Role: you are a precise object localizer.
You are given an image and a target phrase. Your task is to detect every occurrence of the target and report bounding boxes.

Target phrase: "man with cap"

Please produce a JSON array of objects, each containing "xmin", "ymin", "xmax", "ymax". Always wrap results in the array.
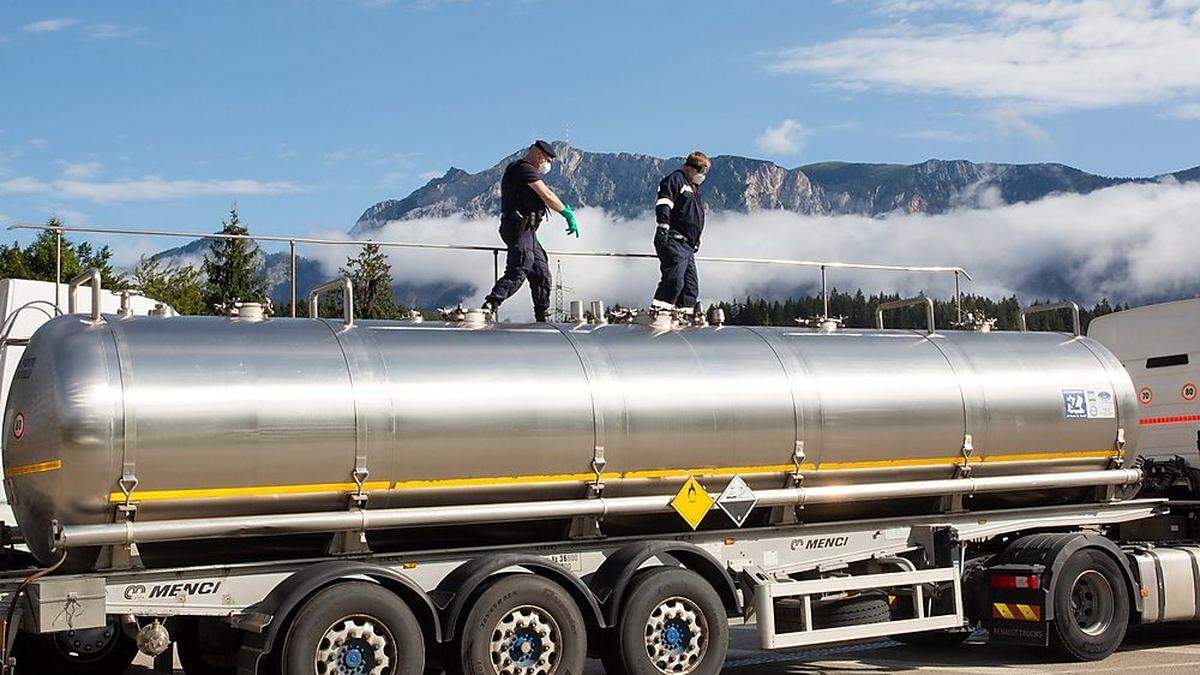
[
  {"xmin": 481, "ymin": 140, "xmax": 580, "ymax": 322},
  {"xmin": 652, "ymin": 151, "xmax": 710, "ymax": 313}
]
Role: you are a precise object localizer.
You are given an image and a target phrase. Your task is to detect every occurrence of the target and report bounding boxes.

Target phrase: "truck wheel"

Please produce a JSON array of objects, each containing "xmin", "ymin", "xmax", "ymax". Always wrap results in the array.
[
  {"xmin": 608, "ymin": 567, "xmax": 729, "ymax": 675},
  {"xmin": 280, "ymin": 581, "xmax": 426, "ymax": 675},
  {"xmin": 12, "ymin": 618, "xmax": 137, "ymax": 675},
  {"xmin": 456, "ymin": 574, "xmax": 587, "ymax": 675},
  {"xmin": 1050, "ymin": 549, "xmax": 1129, "ymax": 661},
  {"xmin": 177, "ymin": 617, "xmax": 241, "ymax": 675}
]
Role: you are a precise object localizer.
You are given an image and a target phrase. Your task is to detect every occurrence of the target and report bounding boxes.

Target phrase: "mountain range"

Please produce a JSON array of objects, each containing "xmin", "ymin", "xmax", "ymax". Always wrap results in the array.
[
  {"xmin": 352, "ymin": 141, "xmax": 1197, "ymax": 233},
  {"xmin": 151, "ymin": 142, "xmax": 1198, "ymax": 308}
]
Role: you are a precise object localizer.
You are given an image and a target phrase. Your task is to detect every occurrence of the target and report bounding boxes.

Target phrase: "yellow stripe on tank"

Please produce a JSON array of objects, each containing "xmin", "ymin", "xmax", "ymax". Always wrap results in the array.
[
  {"xmin": 6, "ymin": 459, "xmax": 63, "ymax": 477},
  {"xmin": 103, "ymin": 449, "xmax": 1119, "ymax": 503},
  {"xmin": 107, "ymin": 481, "xmax": 391, "ymax": 503}
]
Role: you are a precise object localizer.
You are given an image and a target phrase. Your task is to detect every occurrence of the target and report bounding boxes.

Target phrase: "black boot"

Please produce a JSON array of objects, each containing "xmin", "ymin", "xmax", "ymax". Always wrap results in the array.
[{"xmin": 534, "ymin": 309, "xmax": 548, "ymax": 323}]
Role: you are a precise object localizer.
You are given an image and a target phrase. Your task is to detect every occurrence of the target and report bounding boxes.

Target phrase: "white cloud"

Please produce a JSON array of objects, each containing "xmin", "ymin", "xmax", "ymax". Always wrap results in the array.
[
  {"xmin": 756, "ymin": 119, "xmax": 809, "ymax": 156},
  {"xmin": 60, "ymin": 161, "xmax": 102, "ymax": 179},
  {"xmin": 338, "ymin": 179, "xmax": 1200, "ymax": 319},
  {"xmin": 21, "ymin": 18, "xmax": 78, "ymax": 33},
  {"xmin": 0, "ymin": 171, "xmax": 302, "ymax": 202},
  {"xmin": 0, "ymin": 177, "xmax": 50, "ymax": 194},
  {"xmin": 51, "ymin": 177, "xmax": 304, "ymax": 203},
  {"xmin": 902, "ymin": 129, "xmax": 978, "ymax": 142},
  {"xmin": 772, "ymin": 1, "xmax": 1200, "ymax": 113},
  {"xmin": 84, "ymin": 23, "xmax": 139, "ymax": 40},
  {"xmin": 1169, "ymin": 102, "xmax": 1200, "ymax": 119}
]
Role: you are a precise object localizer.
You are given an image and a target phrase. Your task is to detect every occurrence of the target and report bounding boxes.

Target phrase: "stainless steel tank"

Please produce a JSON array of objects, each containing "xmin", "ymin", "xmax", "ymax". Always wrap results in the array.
[{"xmin": 2, "ymin": 313, "xmax": 1138, "ymax": 568}]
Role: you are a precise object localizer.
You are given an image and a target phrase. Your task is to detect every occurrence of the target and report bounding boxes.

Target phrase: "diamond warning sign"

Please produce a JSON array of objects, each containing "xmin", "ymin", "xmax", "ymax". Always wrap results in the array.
[
  {"xmin": 671, "ymin": 476, "xmax": 713, "ymax": 530},
  {"xmin": 717, "ymin": 475, "xmax": 758, "ymax": 527}
]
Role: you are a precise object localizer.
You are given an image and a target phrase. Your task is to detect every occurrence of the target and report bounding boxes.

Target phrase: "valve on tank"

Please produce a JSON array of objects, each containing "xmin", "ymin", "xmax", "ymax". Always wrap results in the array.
[
  {"xmin": 954, "ymin": 311, "xmax": 998, "ymax": 333},
  {"xmin": 796, "ymin": 315, "xmax": 844, "ymax": 333}
]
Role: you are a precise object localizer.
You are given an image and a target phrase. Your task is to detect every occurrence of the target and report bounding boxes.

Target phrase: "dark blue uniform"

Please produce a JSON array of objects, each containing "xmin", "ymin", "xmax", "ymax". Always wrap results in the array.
[
  {"xmin": 653, "ymin": 169, "xmax": 705, "ymax": 308},
  {"xmin": 484, "ymin": 159, "xmax": 552, "ymax": 321}
]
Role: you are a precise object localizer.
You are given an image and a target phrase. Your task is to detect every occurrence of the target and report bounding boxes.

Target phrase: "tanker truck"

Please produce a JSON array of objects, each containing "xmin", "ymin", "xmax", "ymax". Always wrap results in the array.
[{"xmin": 0, "ymin": 270, "xmax": 1197, "ymax": 675}]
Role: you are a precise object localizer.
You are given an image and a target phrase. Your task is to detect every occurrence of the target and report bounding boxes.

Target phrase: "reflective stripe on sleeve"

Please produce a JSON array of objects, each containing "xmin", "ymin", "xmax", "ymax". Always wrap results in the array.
[{"xmin": 656, "ymin": 198, "xmax": 674, "ymax": 208}]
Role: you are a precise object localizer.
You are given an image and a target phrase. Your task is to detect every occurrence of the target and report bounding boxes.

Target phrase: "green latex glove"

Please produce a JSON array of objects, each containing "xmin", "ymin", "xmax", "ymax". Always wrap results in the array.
[{"xmin": 560, "ymin": 204, "xmax": 580, "ymax": 237}]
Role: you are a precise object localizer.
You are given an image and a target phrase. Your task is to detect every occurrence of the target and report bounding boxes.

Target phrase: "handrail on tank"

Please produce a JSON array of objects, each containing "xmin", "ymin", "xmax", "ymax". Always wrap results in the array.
[
  {"xmin": 1019, "ymin": 301, "xmax": 1081, "ymax": 337},
  {"xmin": 9, "ymin": 223, "xmax": 974, "ymax": 322},
  {"xmin": 309, "ymin": 277, "xmax": 354, "ymax": 327},
  {"xmin": 876, "ymin": 296, "xmax": 936, "ymax": 335},
  {"xmin": 66, "ymin": 268, "xmax": 102, "ymax": 322}
]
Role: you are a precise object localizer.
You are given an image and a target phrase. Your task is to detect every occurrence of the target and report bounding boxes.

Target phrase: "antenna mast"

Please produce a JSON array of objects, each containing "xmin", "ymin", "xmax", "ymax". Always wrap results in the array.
[{"xmin": 553, "ymin": 259, "xmax": 573, "ymax": 322}]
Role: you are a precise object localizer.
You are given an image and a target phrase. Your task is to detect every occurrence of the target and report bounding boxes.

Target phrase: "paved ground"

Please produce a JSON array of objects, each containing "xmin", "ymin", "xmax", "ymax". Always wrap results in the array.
[{"xmin": 128, "ymin": 623, "xmax": 1200, "ymax": 674}]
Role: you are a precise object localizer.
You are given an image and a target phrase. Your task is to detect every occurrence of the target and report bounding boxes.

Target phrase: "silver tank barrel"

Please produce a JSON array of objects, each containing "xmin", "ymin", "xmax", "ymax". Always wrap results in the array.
[{"xmin": 3, "ymin": 311, "xmax": 1140, "ymax": 569}]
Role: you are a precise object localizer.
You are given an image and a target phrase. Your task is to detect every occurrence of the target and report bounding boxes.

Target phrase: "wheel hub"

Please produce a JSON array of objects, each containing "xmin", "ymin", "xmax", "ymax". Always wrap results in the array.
[
  {"xmin": 1070, "ymin": 570, "xmax": 1115, "ymax": 637},
  {"xmin": 54, "ymin": 622, "xmax": 118, "ymax": 661},
  {"xmin": 314, "ymin": 615, "xmax": 393, "ymax": 675},
  {"xmin": 489, "ymin": 604, "xmax": 561, "ymax": 675},
  {"xmin": 644, "ymin": 596, "xmax": 708, "ymax": 674}
]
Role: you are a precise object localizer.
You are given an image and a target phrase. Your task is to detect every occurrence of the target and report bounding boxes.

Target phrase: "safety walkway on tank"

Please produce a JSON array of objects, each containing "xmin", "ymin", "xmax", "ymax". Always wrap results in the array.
[{"xmin": 8, "ymin": 222, "xmax": 972, "ymax": 322}]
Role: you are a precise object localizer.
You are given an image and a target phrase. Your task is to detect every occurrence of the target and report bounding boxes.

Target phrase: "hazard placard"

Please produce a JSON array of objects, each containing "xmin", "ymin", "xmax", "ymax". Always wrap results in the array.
[
  {"xmin": 670, "ymin": 476, "xmax": 713, "ymax": 530},
  {"xmin": 717, "ymin": 475, "xmax": 758, "ymax": 527}
]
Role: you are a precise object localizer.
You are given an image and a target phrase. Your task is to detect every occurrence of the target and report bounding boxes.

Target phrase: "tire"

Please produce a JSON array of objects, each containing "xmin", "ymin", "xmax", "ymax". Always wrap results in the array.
[
  {"xmin": 1049, "ymin": 549, "xmax": 1129, "ymax": 661},
  {"xmin": 456, "ymin": 574, "xmax": 587, "ymax": 675},
  {"xmin": 280, "ymin": 580, "xmax": 426, "ymax": 675},
  {"xmin": 774, "ymin": 590, "xmax": 891, "ymax": 634},
  {"xmin": 12, "ymin": 618, "xmax": 138, "ymax": 675},
  {"xmin": 177, "ymin": 617, "xmax": 242, "ymax": 675},
  {"xmin": 607, "ymin": 567, "xmax": 729, "ymax": 675},
  {"xmin": 813, "ymin": 591, "xmax": 891, "ymax": 629}
]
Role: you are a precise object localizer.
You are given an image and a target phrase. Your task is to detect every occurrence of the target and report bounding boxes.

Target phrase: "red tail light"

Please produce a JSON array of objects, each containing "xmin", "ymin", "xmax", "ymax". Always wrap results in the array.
[{"xmin": 990, "ymin": 573, "xmax": 1041, "ymax": 590}]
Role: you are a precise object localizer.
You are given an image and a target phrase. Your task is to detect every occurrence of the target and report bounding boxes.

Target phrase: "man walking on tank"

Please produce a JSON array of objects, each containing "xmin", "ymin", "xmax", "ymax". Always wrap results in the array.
[
  {"xmin": 652, "ymin": 151, "xmax": 710, "ymax": 313},
  {"xmin": 481, "ymin": 140, "xmax": 580, "ymax": 322}
]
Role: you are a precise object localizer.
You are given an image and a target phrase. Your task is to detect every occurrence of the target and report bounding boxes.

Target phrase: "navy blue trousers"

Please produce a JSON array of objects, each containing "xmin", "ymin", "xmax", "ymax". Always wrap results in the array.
[
  {"xmin": 486, "ymin": 214, "xmax": 552, "ymax": 320},
  {"xmin": 653, "ymin": 236, "xmax": 699, "ymax": 308}
]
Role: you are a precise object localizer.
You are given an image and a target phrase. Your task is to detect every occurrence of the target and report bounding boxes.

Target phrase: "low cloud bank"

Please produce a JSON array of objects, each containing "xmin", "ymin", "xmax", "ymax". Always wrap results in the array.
[{"xmin": 305, "ymin": 179, "xmax": 1200, "ymax": 319}]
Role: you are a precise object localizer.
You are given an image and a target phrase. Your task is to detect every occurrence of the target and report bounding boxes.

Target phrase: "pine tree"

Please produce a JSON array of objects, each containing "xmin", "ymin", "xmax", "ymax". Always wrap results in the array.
[
  {"xmin": 0, "ymin": 219, "xmax": 126, "ymax": 288},
  {"xmin": 202, "ymin": 207, "xmax": 269, "ymax": 313},
  {"xmin": 338, "ymin": 243, "xmax": 400, "ymax": 320},
  {"xmin": 132, "ymin": 256, "xmax": 206, "ymax": 315}
]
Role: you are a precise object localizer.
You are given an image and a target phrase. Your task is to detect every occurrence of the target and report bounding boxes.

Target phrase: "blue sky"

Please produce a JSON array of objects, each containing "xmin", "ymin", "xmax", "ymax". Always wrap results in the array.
[{"xmin": 1, "ymin": 0, "xmax": 1198, "ymax": 260}]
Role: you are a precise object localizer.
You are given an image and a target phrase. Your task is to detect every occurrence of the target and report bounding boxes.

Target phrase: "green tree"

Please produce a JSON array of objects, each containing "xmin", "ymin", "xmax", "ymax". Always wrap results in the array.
[
  {"xmin": 0, "ymin": 218, "xmax": 126, "ymax": 288},
  {"xmin": 202, "ymin": 206, "xmax": 269, "ymax": 313},
  {"xmin": 132, "ymin": 256, "xmax": 206, "ymax": 315},
  {"xmin": 337, "ymin": 242, "xmax": 401, "ymax": 319}
]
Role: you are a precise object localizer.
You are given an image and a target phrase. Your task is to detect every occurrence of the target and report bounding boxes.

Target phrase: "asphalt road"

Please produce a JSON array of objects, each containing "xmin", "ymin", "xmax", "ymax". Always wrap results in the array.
[{"xmin": 128, "ymin": 623, "xmax": 1200, "ymax": 674}]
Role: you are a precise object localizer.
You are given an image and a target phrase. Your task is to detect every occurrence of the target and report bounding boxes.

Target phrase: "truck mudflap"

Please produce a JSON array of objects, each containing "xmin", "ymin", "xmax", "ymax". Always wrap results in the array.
[{"xmin": 981, "ymin": 562, "xmax": 1050, "ymax": 646}]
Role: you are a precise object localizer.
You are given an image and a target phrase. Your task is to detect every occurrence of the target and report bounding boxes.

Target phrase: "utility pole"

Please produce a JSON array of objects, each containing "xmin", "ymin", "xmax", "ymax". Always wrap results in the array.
[{"xmin": 553, "ymin": 259, "xmax": 572, "ymax": 323}]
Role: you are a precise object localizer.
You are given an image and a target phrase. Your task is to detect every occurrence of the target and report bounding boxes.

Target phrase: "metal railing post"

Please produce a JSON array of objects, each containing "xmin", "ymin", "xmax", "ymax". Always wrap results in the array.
[
  {"xmin": 289, "ymin": 240, "xmax": 297, "ymax": 318},
  {"xmin": 820, "ymin": 264, "xmax": 829, "ymax": 318},
  {"xmin": 54, "ymin": 228, "xmax": 62, "ymax": 313},
  {"xmin": 954, "ymin": 271, "xmax": 962, "ymax": 324},
  {"xmin": 493, "ymin": 248, "xmax": 501, "ymax": 321}
]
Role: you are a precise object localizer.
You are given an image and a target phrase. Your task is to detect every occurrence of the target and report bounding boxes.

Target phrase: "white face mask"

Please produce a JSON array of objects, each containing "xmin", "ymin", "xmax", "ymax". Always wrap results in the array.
[
  {"xmin": 692, "ymin": 172, "xmax": 707, "ymax": 185},
  {"xmin": 539, "ymin": 161, "xmax": 552, "ymax": 175}
]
